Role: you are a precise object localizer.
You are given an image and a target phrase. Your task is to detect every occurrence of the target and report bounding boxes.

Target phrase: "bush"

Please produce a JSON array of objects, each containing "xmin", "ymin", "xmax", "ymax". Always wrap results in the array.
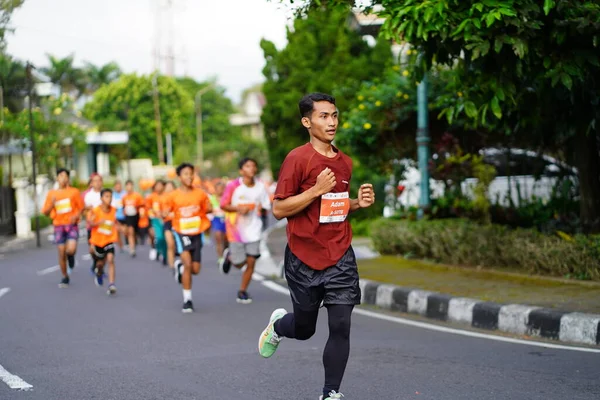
[
  {"xmin": 350, "ymin": 218, "xmax": 374, "ymax": 237},
  {"xmin": 371, "ymin": 218, "xmax": 600, "ymax": 280},
  {"xmin": 31, "ymin": 214, "xmax": 53, "ymax": 230}
]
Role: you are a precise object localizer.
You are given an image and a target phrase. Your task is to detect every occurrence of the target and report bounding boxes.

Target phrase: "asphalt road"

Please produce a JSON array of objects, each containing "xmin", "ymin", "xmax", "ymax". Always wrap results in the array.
[{"xmin": 1, "ymin": 238, "xmax": 599, "ymax": 400}]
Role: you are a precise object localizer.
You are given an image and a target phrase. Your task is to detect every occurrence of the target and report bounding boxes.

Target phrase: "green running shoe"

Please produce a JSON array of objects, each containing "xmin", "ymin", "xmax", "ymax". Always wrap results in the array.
[{"xmin": 258, "ymin": 308, "xmax": 287, "ymax": 358}]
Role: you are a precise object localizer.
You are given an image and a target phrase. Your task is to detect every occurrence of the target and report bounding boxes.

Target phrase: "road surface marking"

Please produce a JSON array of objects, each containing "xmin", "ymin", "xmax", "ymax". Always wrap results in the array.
[
  {"xmin": 255, "ymin": 273, "xmax": 600, "ymax": 354},
  {"xmin": 37, "ymin": 265, "xmax": 60, "ymax": 276},
  {"xmin": 0, "ymin": 364, "xmax": 33, "ymax": 390},
  {"xmin": 0, "ymin": 288, "xmax": 11, "ymax": 299},
  {"xmin": 81, "ymin": 254, "xmax": 91, "ymax": 261}
]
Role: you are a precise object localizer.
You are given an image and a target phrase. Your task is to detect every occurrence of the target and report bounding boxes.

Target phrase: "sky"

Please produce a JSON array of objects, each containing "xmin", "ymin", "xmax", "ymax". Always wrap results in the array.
[{"xmin": 7, "ymin": 0, "xmax": 293, "ymax": 104}]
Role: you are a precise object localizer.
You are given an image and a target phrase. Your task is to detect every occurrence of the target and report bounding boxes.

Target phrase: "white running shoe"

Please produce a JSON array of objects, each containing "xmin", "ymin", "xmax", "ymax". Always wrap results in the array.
[
  {"xmin": 149, "ymin": 248, "xmax": 158, "ymax": 261},
  {"xmin": 319, "ymin": 391, "xmax": 344, "ymax": 400}
]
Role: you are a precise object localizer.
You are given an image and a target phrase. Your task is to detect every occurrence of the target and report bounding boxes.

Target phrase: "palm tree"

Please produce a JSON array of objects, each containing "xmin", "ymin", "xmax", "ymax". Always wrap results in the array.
[
  {"xmin": 0, "ymin": 52, "xmax": 26, "ymax": 112},
  {"xmin": 41, "ymin": 53, "xmax": 81, "ymax": 96},
  {"xmin": 82, "ymin": 61, "xmax": 121, "ymax": 94}
]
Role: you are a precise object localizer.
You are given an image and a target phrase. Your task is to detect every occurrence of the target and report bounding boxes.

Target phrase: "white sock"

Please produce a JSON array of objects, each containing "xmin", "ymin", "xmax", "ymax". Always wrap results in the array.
[{"xmin": 183, "ymin": 289, "xmax": 192, "ymax": 302}]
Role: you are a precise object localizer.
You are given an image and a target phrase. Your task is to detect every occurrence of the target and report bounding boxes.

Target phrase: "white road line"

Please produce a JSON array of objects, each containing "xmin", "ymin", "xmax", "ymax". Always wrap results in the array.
[
  {"xmin": 0, "ymin": 364, "xmax": 33, "ymax": 390},
  {"xmin": 81, "ymin": 254, "xmax": 91, "ymax": 261},
  {"xmin": 36, "ymin": 265, "xmax": 60, "ymax": 276},
  {"xmin": 0, "ymin": 288, "xmax": 11, "ymax": 299},
  {"xmin": 255, "ymin": 273, "xmax": 600, "ymax": 354}
]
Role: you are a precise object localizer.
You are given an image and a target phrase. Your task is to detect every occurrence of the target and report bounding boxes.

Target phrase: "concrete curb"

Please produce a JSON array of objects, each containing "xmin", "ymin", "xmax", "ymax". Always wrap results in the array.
[
  {"xmin": 261, "ymin": 220, "xmax": 600, "ymax": 347},
  {"xmin": 359, "ymin": 279, "xmax": 600, "ymax": 346}
]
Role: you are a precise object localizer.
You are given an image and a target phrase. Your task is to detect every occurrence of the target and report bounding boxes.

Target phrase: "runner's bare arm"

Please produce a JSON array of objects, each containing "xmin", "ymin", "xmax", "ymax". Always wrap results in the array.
[
  {"xmin": 349, "ymin": 183, "xmax": 375, "ymax": 212},
  {"xmin": 272, "ymin": 168, "xmax": 336, "ymax": 219}
]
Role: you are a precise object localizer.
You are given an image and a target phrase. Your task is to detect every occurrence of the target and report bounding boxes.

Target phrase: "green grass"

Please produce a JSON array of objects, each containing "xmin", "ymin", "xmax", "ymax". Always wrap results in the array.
[{"xmin": 358, "ymin": 256, "xmax": 600, "ymax": 314}]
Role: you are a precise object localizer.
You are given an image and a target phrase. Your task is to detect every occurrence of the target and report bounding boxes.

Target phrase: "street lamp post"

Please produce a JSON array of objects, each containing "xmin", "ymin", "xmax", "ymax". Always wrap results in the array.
[
  {"xmin": 195, "ymin": 84, "xmax": 213, "ymax": 171},
  {"xmin": 416, "ymin": 72, "xmax": 431, "ymax": 220},
  {"xmin": 26, "ymin": 62, "xmax": 41, "ymax": 247}
]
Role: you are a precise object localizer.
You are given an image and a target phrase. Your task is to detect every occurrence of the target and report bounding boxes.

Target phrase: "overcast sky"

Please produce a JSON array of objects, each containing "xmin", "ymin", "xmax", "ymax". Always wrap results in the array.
[{"xmin": 7, "ymin": 0, "xmax": 292, "ymax": 103}]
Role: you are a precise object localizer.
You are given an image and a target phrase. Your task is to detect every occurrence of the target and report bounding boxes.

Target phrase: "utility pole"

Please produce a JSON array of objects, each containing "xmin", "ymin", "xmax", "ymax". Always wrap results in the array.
[
  {"xmin": 416, "ymin": 71, "xmax": 431, "ymax": 220},
  {"xmin": 26, "ymin": 62, "xmax": 41, "ymax": 247},
  {"xmin": 195, "ymin": 85, "xmax": 213, "ymax": 170},
  {"xmin": 152, "ymin": 74, "xmax": 165, "ymax": 164}
]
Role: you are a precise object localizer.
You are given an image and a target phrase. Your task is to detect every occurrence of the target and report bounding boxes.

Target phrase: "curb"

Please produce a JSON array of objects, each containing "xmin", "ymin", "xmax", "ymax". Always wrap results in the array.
[
  {"xmin": 359, "ymin": 280, "xmax": 600, "ymax": 347},
  {"xmin": 262, "ymin": 220, "xmax": 600, "ymax": 347}
]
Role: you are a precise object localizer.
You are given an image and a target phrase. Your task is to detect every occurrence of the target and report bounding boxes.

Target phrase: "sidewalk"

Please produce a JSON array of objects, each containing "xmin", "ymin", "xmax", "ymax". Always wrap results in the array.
[
  {"xmin": 0, "ymin": 226, "xmax": 54, "ymax": 255},
  {"xmin": 262, "ymin": 221, "xmax": 600, "ymax": 347}
]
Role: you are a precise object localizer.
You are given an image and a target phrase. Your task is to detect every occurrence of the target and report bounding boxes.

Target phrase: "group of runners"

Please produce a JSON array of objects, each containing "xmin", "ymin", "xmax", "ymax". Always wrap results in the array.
[
  {"xmin": 42, "ymin": 93, "xmax": 375, "ymax": 400},
  {"xmin": 43, "ymin": 156, "xmax": 273, "ymax": 309}
]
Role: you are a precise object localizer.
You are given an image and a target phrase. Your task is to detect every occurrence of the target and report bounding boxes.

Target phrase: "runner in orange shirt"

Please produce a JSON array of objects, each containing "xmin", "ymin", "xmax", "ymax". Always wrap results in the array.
[
  {"xmin": 88, "ymin": 189, "xmax": 118, "ymax": 295},
  {"xmin": 137, "ymin": 206, "xmax": 150, "ymax": 245},
  {"xmin": 162, "ymin": 163, "xmax": 212, "ymax": 313},
  {"xmin": 145, "ymin": 180, "xmax": 165, "ymax": 260},
  {"xmin": 42, "ymin": 168, "xmax": 84, "ymax": 288},
  {"xmin": 162, "ymin": 181, "xmax": 177, "ymax": 269},
  {"xmin": 122, "ymin": 180, "xmax": 144, "ymax": 257}
]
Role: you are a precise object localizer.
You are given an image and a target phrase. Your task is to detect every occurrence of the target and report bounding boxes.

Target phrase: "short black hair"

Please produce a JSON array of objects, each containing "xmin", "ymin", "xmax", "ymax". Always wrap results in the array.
[
  {"xmin": 125, "ymin": 180, "xmax": 133, "ymax": 185},
  {"xmin": 56, "ymin": 168, "xmax": 70, "ymax": 177},
  {"xmin": 238, "ymin": 157, "xmax": 258, "ymax": 170},
  {"xmin": 152, "ymin": 179, "xmax": 165, "ymax": 190},
  {"xmin": 101, "ymin": 188, "xmax": 113, "ymax": 196},
  {"xmin": 176, "ymin": 163, "xmax": 194, "ymax": 176},
  {"xmin": 298, "ymin": 93, "xmax": 336, "ymax": 118}
]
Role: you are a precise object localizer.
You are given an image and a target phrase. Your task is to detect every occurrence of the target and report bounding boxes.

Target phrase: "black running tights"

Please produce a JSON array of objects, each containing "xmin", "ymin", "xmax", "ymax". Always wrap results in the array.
[{"xmin": 274, "ymin": 303, "xmax": 354, "ymax": 395}]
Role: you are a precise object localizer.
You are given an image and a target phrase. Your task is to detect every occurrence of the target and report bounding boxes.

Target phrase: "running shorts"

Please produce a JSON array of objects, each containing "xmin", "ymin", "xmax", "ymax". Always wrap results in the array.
[
  {"xmin": 92, "ymin": 243, "xmax": 115, "ymax": 260},
  {"xmin": 211, "ymin": 216, "xmax": 226, "ymax": 233},
  {"xmin": 228, "ymin": 241, "xmax": 260, "ymax": 265},
  {"xmin": 124, "ymin": 215, "xmax": 139, "ymax": 228},
  {"xmin": 163, "ymin": 220, "xmax": 172, "ymax": 231},
  {"xmin": 284, "ymin": 245, "xmax": 361, "ymax": 311},
  {"xmin": 173, "ymin": 232, "xmax": 202, "ymax": 263},
  {"xmin": 54, "ymin": 224, "xmax": 79, "ymax": 245}
]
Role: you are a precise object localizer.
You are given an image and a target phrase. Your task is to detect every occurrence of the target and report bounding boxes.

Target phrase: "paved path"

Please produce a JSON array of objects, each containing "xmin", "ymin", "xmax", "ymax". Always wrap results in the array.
[{"xmin": 0, "ymin": 239, "xmax": 599, "ymax": 399}]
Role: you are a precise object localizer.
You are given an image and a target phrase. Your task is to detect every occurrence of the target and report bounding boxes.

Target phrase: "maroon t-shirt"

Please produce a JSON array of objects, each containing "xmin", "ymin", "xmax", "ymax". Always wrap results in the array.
[{"xmin": 274, "ymin": 143, "xmax": 353, "ymax": 270}]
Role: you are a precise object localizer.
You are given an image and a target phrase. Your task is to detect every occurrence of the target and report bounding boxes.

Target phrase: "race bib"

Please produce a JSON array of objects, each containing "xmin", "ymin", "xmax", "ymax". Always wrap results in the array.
[
  {"xmin": 125, "ymin": 205, "xmax": 137, "ymax": 216},
  {"xmin": 319, "ymin": 192, "xmax": 350, "ymax": 223},
  {"xmin": 180, "ymin": 216, "xmax": 200, "ymax": 234},
  {"xmin": 112, "ymin": 199, "xmax": 123, "ymax": 209},
  {"xmin": 98, "ymin": 220, "xmax": 114, "ymax": 235},
  {"xmin": 55, "ymin": 198, "xmax": 72, "ymax": 215},
  {"xmin": 152, "ymin": 201, "xmax": 161, "ymax": 212}
]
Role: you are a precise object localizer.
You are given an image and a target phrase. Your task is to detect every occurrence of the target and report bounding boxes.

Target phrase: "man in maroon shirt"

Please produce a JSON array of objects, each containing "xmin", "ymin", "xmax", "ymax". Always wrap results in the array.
[{"xmin": 257, "ymin": 93, "xmax": 374, "ymax": 400}]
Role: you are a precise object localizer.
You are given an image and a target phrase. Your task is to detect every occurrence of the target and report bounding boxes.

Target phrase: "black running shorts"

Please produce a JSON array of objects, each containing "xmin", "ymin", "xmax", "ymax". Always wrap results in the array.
[
  {"xmin": 92, "ymin": 243, "xmax": 115, "ymax": 260},
  {"xmin": 124, "ymin": 215, "xmax": 139, "ymax": 228},
  {"xmin": 284, "ymin": 245, "xmax": 361, "ymax": 311},
  {"xmin": 173, "ymin": 232, "xmax": 202, "ymax": 263}
]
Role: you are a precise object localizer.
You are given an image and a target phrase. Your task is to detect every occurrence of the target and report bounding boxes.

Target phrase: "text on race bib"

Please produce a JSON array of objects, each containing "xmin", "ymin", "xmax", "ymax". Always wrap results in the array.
[
  {"xmin": 152, "ymin": 201, "xmax": 161, "ymax": 212},
  {"xmin": 124, "ymin": 205, "xmax": 137, "ymax": 216},
  {"xmin": 180, "ymin": 216, "xmax": 200, "ymax": 234},
  {"xmin": 98, "ymin": 220, "xmax": 114, "ymax": 235},
  {"xmin": 319, "ymin": 192, "xmax": 350, "ymax": 223},
  {"xmin": 55, "ymin": 198, "xmax": 72, "ymax": 215}
]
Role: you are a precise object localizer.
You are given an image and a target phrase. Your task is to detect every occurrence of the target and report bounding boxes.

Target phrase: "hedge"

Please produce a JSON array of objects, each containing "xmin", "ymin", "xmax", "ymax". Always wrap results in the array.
[{"xmin": 371, "ymin": 218, "xmax": 600, "ymax": 281}]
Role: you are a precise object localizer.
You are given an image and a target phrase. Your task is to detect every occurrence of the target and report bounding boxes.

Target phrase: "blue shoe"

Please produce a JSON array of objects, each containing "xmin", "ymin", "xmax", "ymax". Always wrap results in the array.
[{"xmin": 95, "ymin": 273, "xmax": 104, "ymax": 287}]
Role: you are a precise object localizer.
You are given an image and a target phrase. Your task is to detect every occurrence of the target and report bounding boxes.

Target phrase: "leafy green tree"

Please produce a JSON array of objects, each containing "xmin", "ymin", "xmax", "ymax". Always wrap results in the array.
[
  {"xmin": 41, "ymin": 54, "xmax": 84, "ymax": 96},
  {"xmin": 0, "ymin": 0, "xmax": 24, "ymax": 49},
  {"xmin": 4, "ymin": 94, "xmax": 87, "ymax": 174},
  {"xmin": 84, "ymin": 73, "xmax": 194, "ymax": 163},
  {"xmin": 283, "ymin": 0, "xmax": 600, "ymax": 230},
  {"xmin": 260, "ymin": 5, "xmax": 392, "ymax": 178}
]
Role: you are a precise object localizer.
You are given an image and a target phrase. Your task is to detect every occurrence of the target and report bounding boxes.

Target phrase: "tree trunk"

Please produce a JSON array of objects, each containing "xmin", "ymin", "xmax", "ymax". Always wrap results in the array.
[{"xmin": 574, "ymin": 128, "xmax": 600, "ymax": 232}]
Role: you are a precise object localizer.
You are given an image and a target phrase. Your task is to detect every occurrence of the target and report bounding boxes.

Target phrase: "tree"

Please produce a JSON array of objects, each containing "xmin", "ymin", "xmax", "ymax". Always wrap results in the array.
[
  {"xmin": 0, "ymin": 51, "xmax": 25, "ymax": 112},
  {"xmin": 41, "ymin": 54, "xmax": 83, "ymax": 96},
  {"xmin": 283, "ymin": 0, "xmax": 600, "ymax": 230},
  {"xmin": 260, "ymin": 5, "xmax": 393, "ymax": 179},
  {"xmin": 82, "ymin": 61, "xmax": 121, "ymax": 94},
  {"xmin": 83, "ymin": 73, "xmax": 194, "ymax": 164},
  {"xmin": 0, "ymin": 0, "xmax": 24, "ymax": 49}
]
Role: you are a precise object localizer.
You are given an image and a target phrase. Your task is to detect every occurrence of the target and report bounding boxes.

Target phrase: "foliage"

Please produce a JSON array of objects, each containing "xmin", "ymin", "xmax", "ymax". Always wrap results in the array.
[
  {"xmin": 0, "ymin": 51, "xmax": 26, "ymax": 112},
  {"xmin": 371, "ymin": 218, "xmax": 600, "ymax": 281},
  {"xmin": 84, "ymin": 73, "xmax": 194, "ymax": 164},
  {"xmin": 0, "ymin": 0, "xmax": 24, "ymax": 49},
  {"xmin": 32, "ymin": 214, "xmax": 52, "ymax": 230},
  {"xmin": 260, "ymin": 5, "xmax": 393, "ymax": 179},
  {"xmin": 82, "ymin": 61, "xmax": 121, "ymax": 94},
  {"xmin": 3, "ymin": 94, "xmax": 87, "ymax": 174}
]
